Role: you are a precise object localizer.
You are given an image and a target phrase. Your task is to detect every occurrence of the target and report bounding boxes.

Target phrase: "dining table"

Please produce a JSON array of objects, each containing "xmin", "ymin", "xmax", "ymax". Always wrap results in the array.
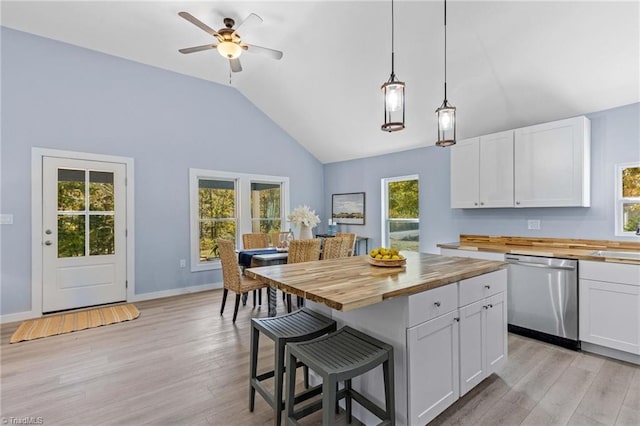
[{"xmin": 238, "ymin": 248, "xmax": 288, "ymax": 316}]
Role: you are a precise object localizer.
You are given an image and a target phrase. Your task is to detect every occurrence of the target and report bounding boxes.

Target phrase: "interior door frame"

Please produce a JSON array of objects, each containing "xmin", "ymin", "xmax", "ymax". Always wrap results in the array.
[{"xmin": 31, "ymin": 148, "xmax": 135, "ymax": 318}]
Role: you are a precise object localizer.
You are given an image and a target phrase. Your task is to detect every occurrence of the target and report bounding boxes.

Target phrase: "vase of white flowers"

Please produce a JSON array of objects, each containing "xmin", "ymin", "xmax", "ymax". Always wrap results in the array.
[{"xmin": 287, "ymin": 205, "xmax": 320, "ymax": 240}]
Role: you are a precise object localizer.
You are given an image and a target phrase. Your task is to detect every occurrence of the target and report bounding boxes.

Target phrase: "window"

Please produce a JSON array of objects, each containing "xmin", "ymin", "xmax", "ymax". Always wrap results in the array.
[
  {"xmin": 381, "ymin": 175, "xmax": 419, "ymax": 251},
  {"xmin": 615, "ymin": 163, "xmax": 640, "ymax": 236},
  {"xmin": 190, "ymin": 169, "xmax": 289, "ymax": 271}
]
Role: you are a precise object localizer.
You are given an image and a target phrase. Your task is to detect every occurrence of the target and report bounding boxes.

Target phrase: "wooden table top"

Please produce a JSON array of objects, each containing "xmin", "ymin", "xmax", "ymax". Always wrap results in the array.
[{"xmin": 245, "ymin": 252, "xmax": 506, "ymax": 312}]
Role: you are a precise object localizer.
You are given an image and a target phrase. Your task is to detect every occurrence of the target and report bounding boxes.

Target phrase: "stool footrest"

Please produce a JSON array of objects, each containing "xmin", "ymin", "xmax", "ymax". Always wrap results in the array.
[
  {"xmin": 255, "ymin": 360, "xmax": 306, "ymax": 382},
  {"xmin": 349, "ymin": 388, "xmax": 388, "ymax": 422}
]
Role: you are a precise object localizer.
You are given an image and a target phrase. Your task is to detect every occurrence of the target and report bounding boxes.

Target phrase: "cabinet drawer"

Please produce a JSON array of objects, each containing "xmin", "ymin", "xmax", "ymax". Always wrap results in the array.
[
  {"xmin": 580, "ymin": 260, "xmax": 640, "ymax": 286},
  {"xmin": 440, "ymin": 248, "xmax": 505, "ymax": 261},
  {"xmin": 459, "ymin": 269, "xmax": 507, "ymax": 307},
  {"xmin": 408, "ymin": 284, "xmax": 458, "ymax": 328}
]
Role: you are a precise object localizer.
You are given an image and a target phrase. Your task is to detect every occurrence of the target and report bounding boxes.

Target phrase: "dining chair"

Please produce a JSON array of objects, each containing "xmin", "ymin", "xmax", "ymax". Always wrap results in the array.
[
  {"xmin": 321, "ymin": 237, "xmax": 350, "ymax": 260},
  {"xmin": 285, "ymin": 239, "xmax": 322, "ymax": 312},
  {"xmin": 335, "ymin": 232, "xmax": 357, "ymax": 256},
  {"xmin": 242, "ymin": 233, "xmax": 270, "ymax": 249},
  {"xmin": 217, "ymin": 239, "xmax": 269, "ymax": 323}
]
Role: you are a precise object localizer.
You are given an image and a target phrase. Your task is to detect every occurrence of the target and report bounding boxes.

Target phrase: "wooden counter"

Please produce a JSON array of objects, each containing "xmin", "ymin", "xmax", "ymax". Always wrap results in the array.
[
  {"xmin": 438, "ymin": 234, "xmax": 640, "ymax": 264},
  {"xmin": 245, "ymin": 252, "xmax": 506, "ymax": 311}
]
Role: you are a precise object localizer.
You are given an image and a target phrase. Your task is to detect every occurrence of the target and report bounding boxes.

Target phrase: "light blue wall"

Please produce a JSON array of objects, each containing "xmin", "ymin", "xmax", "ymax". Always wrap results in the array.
[
  {"xmin": 323, "ymin": 102, "xmax": 640, "ymax": 253},
  {"xmin": 0, "ymin": 28, "xmax": 324, "ymax": 315}
]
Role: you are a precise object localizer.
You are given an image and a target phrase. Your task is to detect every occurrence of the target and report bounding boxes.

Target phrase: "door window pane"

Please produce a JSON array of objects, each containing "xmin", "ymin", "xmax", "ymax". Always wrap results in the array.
[
  {"xmin": 199, "ymin": 179, "xmax": 236, "ymax": 260},
  {"xmin": 251, "ymin": 182, "xmax": 282, "ymax": 233},
  {"xmin": 58, "ymin": 215, "xmax": 85, "ymax": 257},
  {"xmin": 89, "ymin": 171, "xmax": 114, "ymax": 211},
  {"xmin": 58, "ymin": 169, "xmax": 85, "ymax": 211},
  {"xmin": 622, "ymin": 167, "xmax": 640, "ymax": 197},
  {"xmin": 385, "ymin": 177, "xmax": 419, "ymax": 251},
  {"xmin": 90, "ymin": 215, "xmax": 115, "ymax": 255}
]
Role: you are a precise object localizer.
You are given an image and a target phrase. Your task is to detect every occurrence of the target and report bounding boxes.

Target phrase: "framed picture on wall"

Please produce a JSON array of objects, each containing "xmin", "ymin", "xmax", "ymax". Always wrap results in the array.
[{"xmin": 332, "ymin": 192, "xmax": 365, "ymax": 225}]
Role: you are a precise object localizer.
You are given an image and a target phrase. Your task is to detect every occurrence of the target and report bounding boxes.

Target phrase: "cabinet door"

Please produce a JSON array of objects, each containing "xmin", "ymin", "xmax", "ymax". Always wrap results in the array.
[
  {"xmin": 459, "ymin": 300, "xmax": 485, "ymax": 396},
  {"xmin": 514, "ymin": 116, "xmax": 590, "ymax": 207},
  {"xmin": 580, "ymin": 279, "xmax": 640, "ymax": 355},
  {"xmin": 450, "ymin": 137, "xmax": 479, "ymax": 208},
  {"xmin": 485, "ymin": 292, "xmax": 508, "ymax": 375},
  {"xmin": 479, "ymin": 131, "xmax": 514, "ymax": 207},
  {"xmin": 407, "ymin": 311, "xmax": 460, "ymax": 425}
]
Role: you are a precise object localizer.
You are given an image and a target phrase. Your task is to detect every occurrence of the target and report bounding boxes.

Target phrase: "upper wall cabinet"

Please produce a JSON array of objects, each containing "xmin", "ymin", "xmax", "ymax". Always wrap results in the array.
[
  {"xmin": 514, "ymin": 116, "xmax": 591, "ymax": 207},
  {"xmin": 451, "ymin": 131, "xmax": 514, "ymax": 208},
  {"xmin": 450, "ymin": 116, "xmax": 590, "ymax": 209}
]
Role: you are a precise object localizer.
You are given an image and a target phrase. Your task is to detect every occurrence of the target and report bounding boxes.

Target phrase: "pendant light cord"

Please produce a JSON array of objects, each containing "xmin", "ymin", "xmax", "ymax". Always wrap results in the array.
[
  {"xmin": 443, "ymin": 0, "xmax": 448, "ymax": 101},
  {"xmin": 390, "ymin": 0, "xmax": 395, "ymax": 78}
]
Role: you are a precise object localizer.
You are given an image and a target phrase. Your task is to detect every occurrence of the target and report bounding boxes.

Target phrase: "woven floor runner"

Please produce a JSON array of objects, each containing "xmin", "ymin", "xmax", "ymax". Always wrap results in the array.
[{"xmin": 10, "ymin": 304, "xmax": 140, "ymax": 343}]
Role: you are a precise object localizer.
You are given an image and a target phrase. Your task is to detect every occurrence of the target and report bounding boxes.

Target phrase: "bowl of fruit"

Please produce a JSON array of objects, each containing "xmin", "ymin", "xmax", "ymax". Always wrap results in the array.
[{"xmin": 368, "ymin": 247, "xmax": 406, "ymax": 267}]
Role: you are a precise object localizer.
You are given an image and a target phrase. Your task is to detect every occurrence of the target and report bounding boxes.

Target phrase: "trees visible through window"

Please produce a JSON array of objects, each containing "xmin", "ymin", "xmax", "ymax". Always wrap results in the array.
[
  {"xmin": 382, "ymin": 175, "xmax": 419, "ymax": 252},
  {"xmin": 617, "ymin": 163, "xmax": 640, "ymax": 235},
  {"xmin": 189, "ymin": 169, "xmax": 289, "ymax": 271}
]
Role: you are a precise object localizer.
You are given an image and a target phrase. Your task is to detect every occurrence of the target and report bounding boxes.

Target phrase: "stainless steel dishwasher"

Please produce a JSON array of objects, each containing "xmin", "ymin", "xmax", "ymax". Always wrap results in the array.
[{"xmin": 505, "ymin": 254, "xmax": 579, "ymax": 349}]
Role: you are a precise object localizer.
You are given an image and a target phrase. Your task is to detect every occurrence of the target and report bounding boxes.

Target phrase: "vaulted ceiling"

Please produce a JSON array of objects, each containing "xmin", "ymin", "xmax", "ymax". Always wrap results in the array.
[{"xmin": 2, "ymin": 1, "xmax": 639, "ymax": 163}]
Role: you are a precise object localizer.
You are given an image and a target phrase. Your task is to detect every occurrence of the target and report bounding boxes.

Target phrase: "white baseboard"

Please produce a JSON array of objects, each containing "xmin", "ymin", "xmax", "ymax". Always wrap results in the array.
[
  {"xmin": 581, "ymin": 341, "xmax": 640, "ymax": 365},
  {"xmin": 0, "ymin": 282, "xmax": 223, "ymax": 324},
  {"xmin": 0, "ymin": 310, "xmax": 40, "ymax": 325},
  {"xmin": 130, "ymin": 282, "xmax": 223, "ymax": 302}
]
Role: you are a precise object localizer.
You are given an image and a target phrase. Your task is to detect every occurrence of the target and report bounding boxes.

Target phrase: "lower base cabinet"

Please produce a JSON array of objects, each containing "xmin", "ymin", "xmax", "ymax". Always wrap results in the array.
[
  {"xmin": 579, "ymin": 261, "xmax": 640, "ymax": 355},
  {"xmin": 406, "ymin": 269, "xmax": 508, "ymax": 425}
]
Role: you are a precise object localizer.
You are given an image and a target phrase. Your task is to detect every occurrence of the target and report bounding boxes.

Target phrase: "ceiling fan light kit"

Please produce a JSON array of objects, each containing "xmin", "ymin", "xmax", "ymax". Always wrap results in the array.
[
  {"xmin": 381, "ymin": 0, "xmax": 405, "ymax": 133},
  {"xmin": 178, "ymin": 11, "xmax": 283, "ymax": 74},
  {"xmin": 435, "ymin": 0, "xmax": 457, "ymax": 147}
]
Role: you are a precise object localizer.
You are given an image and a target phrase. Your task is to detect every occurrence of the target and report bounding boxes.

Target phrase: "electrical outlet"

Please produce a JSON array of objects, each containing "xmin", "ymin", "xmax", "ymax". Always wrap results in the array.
[
  {"xmin": 179, "ymin": 259, "xmax": 186, "ymax": 268},
  {"xmin": 0, "ymin": 214, "xmax": 13, "ymax": 225},
  {"xmin": 527, "ymin": 220, "xmax": 541, "ymax": 230}
]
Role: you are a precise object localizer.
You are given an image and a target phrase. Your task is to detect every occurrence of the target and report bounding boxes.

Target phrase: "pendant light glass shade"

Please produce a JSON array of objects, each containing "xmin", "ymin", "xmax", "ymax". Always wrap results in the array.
[
  {"xmin": 435, "ymin": 0, "xmax": 456, "ymax": 147},
  {"xmin": 381, "ymin": 0, "xmax": 405, "ymax": 132}
]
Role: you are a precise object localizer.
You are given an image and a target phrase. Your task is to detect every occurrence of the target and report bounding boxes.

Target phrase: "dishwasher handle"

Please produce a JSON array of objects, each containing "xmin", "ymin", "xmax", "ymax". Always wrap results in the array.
[{"xmin": 505, "ymin": 259, "xmax": 576, "ymax": 271}]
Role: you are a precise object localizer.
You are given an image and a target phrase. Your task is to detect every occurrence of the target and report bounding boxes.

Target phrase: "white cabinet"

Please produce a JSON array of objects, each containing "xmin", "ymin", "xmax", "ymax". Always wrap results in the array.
[
  {"xmin": 407, "ymin": 311, "xmax": 459, "ymax": 425},
  {"xmin": 459, "ymin": 272, "xmax": 508, "ymax": 396},
  {"xmin": 450, "ymin": 131, "xmax": 514, "ymax": 208},
  {"xmin": 579, "ymin": 261, "xmax": 640, "ymax": 355},
  {"xmin": 450, "ymin": 116, "xmax": 590, "ymax": 208},
  {"xmin": 406, "ymin": 268, "xmax": 508, "ymax": 425},
  {"xmin": 514, "ymin": 116, "xmax": 590, "ymax": 207}
]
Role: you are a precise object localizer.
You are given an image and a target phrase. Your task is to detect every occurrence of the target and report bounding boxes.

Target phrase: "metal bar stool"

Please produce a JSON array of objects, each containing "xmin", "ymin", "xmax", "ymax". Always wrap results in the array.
[
  {"xmin": 284, "ymin": 326, "xmax": 395, "ymax": 426},
  {"xmin": 249, "ymin": 308, "xmax": 337, "ymax": 426}
]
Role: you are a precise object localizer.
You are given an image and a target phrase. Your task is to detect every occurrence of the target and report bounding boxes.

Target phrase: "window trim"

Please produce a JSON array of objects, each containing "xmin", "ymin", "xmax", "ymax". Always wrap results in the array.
[
  {"xmin": 615, "ymin": 162, "xmax": 640, "ymax": 237},
  {"xmin": 189, "ymin": 168, "xmax": 289, "ymax": 272},
  {"xmin": 381, "ymin": 174, "xmax": 420, "ymax": 249}
]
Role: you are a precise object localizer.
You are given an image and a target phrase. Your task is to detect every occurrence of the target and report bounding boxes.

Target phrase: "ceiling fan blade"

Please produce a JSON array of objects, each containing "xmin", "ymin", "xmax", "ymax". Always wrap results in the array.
[
  {"xmin": 178, "ymin": 11, "xmax": 222, "ymax": 41},
  {"xmin": 232, "ymin": 13, "xmax": 263, "ymax": 38},
  {"xmin": 243, "ymin": 43, "xmax": 283, "ymax": 60},
  {"xmin": 230, "ymin": 58, "xmax": 243, "ymax": 73},
  {"xmin": 178, "ymin": 44, "xmax": 217, "ymax": 54}
]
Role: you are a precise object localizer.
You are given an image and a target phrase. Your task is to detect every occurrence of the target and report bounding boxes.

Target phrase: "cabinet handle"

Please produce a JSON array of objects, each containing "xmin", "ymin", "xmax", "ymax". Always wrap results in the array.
[
  {"xmin": 483, "ymin": 305, "xmax": 488, "ymax": 310},
  {"xmin": 454, "ymin": 317, "xmax": 460, "ymax": 322},
  {"xmin": 484, "ymin": 285, "xmax": 491, "ymax": 289},
  {"xmin": 434, "ymin": 301, "xmax": 441, "ymax": 307},
  {"xmin": 474, "ymin": 202, "xmax": 478, "ymax": 206},
  {"xmin": 480, "ymin": 202, "xmax": 484, "ymax": 206},
  {"xmin": 516, "ymin": 201, "xmax": 521, "ymax": 205},
  {"xmin": 44, "ymin": 241, "xmax": 52, "ymax": 246},
  {"xmin": 488, "ymin": 304, "xmax": 493, "ymax": 308}
]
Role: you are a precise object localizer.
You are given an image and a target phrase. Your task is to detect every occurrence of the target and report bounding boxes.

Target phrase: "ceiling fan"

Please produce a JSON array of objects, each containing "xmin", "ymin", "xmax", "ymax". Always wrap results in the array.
[{"xmin": 178, "ymin": 11, "xmax": 283, "ymax": 73}]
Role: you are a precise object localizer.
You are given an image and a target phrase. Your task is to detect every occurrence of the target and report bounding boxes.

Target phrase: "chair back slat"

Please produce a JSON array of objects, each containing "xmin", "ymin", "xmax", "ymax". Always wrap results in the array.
[
  {"xmin": 335, "ymin": 232, "xmax": 357, "ymax": 256},
  {"xmin": 288, "ymin": 239, "xmax": 322, "ymax": 264},
  {"xmin": 217, "ymin": 239, "xmax": 242, "ymax": 292},
  {"xmin": 242, "ymin": 233, "xmax": 269, "ymax": 249},
  {"xmin": 321, "ymin": 237, "xmax": 350, "ymax": 260}
]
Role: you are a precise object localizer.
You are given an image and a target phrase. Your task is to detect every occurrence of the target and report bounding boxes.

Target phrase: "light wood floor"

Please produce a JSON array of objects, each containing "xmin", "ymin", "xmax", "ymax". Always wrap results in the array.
[{"xmin": 1, "ymin": 289, "xmax": 638, "ymax": 425}]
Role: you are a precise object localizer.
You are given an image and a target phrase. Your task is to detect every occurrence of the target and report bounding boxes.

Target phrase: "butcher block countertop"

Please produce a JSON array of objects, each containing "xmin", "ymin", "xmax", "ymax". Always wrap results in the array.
[
  {"xmin": 245, "ymin": 252, "xmax": 506, "ymax": 312},
  {"xmin": 438, "ymin": 235, "xmax": 640, "ymax": 264}
]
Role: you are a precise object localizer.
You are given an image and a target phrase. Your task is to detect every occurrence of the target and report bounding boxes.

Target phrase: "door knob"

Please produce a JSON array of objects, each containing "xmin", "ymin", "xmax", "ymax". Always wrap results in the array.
[{"xmin": 44, "ymin": 240, "xmax": 52, "ymax": 246}]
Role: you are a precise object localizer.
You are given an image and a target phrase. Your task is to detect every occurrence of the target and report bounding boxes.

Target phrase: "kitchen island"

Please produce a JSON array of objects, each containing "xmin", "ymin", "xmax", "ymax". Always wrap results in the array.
[{"xmin": 246, "ymin": 252, "xmax": 508, "ymax": 425}]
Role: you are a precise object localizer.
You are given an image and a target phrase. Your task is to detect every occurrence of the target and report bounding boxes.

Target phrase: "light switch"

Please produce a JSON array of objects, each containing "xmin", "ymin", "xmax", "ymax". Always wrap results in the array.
[{"xmin": 0, "ymin": 214, "xmax": 13, "ymax": 225}]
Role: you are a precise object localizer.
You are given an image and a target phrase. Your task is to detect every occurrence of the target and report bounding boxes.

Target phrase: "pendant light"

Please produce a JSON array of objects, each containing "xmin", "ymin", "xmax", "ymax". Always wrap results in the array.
[
  {"xmin": 381, "ymin": 0, "xmax": 405, "ymax": 132},
  {"xmin": 435, "ymin": 0, "xmax": 456, "ymax": 147}
]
